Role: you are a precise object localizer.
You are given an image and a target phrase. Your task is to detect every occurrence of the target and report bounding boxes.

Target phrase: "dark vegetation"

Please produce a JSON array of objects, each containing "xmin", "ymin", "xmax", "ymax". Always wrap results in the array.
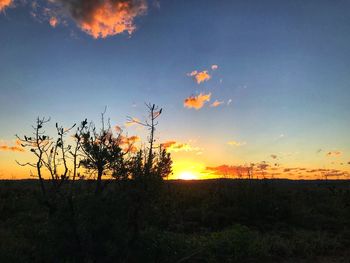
[
  {"xmin": 1, "ymin": 105, "xmax": 350, "ymax": 262},
  {"xmin": 1, "ymin": 179, "xmax": 350, "ymax": 262}
]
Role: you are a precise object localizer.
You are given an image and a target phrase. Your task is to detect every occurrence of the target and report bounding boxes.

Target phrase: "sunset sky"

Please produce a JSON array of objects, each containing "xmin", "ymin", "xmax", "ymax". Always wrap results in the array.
[{"xmin": 1, "ymin": 0, "xmax": 350, "ymax": 180}]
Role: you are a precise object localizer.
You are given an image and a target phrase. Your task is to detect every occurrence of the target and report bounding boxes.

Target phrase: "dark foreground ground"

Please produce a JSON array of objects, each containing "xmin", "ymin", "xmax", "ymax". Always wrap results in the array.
[{"xmin": 1, "ymin": 179, "xmax": 350, "ymax": 262}]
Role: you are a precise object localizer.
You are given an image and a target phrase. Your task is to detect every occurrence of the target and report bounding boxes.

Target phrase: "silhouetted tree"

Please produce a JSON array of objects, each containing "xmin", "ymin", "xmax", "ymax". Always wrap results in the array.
[
  {"xmin": 16, "ymin": 105, "xmax": 173, "ymax": 262},
  {"xmin": 124, "ymin": 104, "xmax": 172, "ymax": 261},
  {"xmin": 76, "ymin": 113, "xmax": 125, "ymax": 194},
  {"xmin": 16, "ymin": 117, "xmax": 51, "ymax": 198},
  {"xmin": 16, "ymin": 118, "xmax": 77, "ymax": 205},
  {"xmin": 258, "ymin": 161, "xmax": 269, "ymax": 179},
  {"xmin": 126, "ymin": 103, "xmax": 171, "ymax": 180},
  {"xmin": 247, "ymin": 163, "xmax": 255, "ymax": 180}
]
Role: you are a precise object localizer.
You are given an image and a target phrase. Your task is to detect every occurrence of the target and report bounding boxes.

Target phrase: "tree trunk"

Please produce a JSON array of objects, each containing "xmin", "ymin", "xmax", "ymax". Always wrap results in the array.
[{"xmin": 95, "ymin": 168, "xmax": 103, "ymax": 194}]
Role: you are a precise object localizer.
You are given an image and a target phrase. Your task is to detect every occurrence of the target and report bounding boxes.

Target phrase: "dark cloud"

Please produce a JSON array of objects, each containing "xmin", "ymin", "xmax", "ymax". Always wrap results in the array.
[
  {"xmin": 270, "ymin": 154, "xmax": 278, "ymax": 159},
  {"xmin": 326, "ymin": 151, "xmax": 342, "ymax": 157}
]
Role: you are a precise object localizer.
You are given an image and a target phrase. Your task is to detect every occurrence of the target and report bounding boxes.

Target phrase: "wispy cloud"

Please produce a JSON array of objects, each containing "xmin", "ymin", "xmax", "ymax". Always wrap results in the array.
[
  {"xmin": 210, "ymin": 100, "xmax": 224, "ymax": 107},
  {"xmin": 188, "ymin": 70, "xmax": 197, "ymax": 76},
  {"xmin": 0, "ymin": 145, "xmax": 24, "ymax": 152},
  {"xmin": 118, "ymin": 135, "xmax": 140, "ymax": 153},
  {"xmin": 270, "ymin": 154, "xmax": 278, "ymax": 159},
  {"xmin": 0, "ymin": 0, "xmax": 12, "ymax": 12},
  {"xmin": 227, "ymin": 140, "xmax": 246, "ymax": 147},
  {"xmin": 161, "ymin": 141, "xmax": 200, "ymax": 153},
  {"xmin": 0, "ymin": 139, "xmax": 24, "ymax": 152},
  {"xmin": 283, "ymin": 167, "xmax": 303, "ymax": 172},
  {"xmin": 119, "ymin": 135, "xmax": 140, "ymax": 145},
  {"xmin": 326, "ymin": 151, "xmax": 342, "ymax": 157},
  {"xmin": 184, "ymin": 92, "xmax": 211, "ymax": 110}
]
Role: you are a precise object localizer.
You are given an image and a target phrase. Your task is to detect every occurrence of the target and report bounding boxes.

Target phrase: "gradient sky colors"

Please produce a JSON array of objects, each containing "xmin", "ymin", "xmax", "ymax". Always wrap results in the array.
[{"xmin": 1, "ymin": 0, "xmax": 350, "ymax": 180}]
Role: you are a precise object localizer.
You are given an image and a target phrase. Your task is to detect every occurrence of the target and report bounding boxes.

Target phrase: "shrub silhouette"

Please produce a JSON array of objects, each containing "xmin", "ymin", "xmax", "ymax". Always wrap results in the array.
[{"xmin": 15, "ymin": 104, "xmax": 174, "ymax": 262}]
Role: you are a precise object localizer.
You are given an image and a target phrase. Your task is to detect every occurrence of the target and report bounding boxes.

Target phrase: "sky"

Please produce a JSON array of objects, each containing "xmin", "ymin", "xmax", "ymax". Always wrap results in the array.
[{"xmin": 0, "ymin": 0, "xmax": 350, "ymax": 180}]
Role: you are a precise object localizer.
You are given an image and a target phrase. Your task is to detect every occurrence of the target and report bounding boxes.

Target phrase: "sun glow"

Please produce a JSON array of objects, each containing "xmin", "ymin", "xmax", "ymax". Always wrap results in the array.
[
  {"xmin": 178, "ymin": 171, "xmax": 197, "ymax": 180},
  {"xmin": 171, "ymin": 160, "xmax": 211, "ymax": 180}
]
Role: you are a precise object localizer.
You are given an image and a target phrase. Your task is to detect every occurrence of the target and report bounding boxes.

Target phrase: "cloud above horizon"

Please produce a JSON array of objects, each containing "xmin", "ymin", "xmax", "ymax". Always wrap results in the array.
[
  {"xmin": 0, "ymin": 0, "xmax": 12, "ymax": 11},
  {"xmin": 326, "ymin": 151, "xmax": 342, "ymax": 157},
  {"xmin": 118, "ymin": 135, "xmax": 140, "ymax": 153},
  {"xmin": 161, "ymin": 141, "xmax": 200, "ymax": 153},
  {"xmin": 270, "ymin": 154, "xmax": 278, "ymax": 159},
  {"xmin": 184, "ymin": 93, "xmax": 211, "ymax": 110},
  {"xmin": 187, "ymin": 65, "xmax": 219, "ymax": 84},
  {"xmin": 227, "ymin": 140, "xmax": 246, "ymax": 147},
  {"xmin": 55, "ymin": 0, "xmax": 147, "ymax": 38},
  {"xmin": 0, "ymin": 139, "xmax": 24, "ymax": 152},
  {"xmin": 210, "ymin": 100, "xmax": 224, "ymax": 107},
  {"xmin": 1, "ymin": 0, "xmax": 147, "ymax": 38},
  {"xmin": 49, "ymin": 16, "xmax": 59, "ymax": 27},
  {"xmin": 187, "ymin": 70, "xmax": 211, "ymax": 84}
]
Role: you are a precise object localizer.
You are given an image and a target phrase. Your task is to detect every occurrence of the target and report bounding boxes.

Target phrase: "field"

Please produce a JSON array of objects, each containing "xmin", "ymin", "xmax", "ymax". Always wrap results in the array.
[{"xmin": 1, "ymin": 179, "xmax": 350, "ymax": 262}]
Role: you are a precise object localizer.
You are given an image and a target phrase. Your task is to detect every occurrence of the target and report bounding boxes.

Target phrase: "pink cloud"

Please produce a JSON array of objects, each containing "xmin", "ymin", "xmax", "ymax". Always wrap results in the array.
[
  {"xmin": 210, "ymin": 100, "xmax": 224, "ymax": 107},
  {"xmin": 49, "ymin": 16, "xmax": 58, "ymax": 27}
]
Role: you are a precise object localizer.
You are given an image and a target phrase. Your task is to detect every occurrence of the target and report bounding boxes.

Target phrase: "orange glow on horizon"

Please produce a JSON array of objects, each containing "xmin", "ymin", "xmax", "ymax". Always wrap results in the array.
[
  {"xmin": 1, "ymin": 151, "xmax": 349, "ymax": 180},
  {"xmin": 171, "ymin": 160, "xmax": 216, "ymax": 180}
]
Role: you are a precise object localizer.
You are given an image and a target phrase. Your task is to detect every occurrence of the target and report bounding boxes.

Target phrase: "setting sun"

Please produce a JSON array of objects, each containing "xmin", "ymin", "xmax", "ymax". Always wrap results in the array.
[
  {"xmin": 171, "ymin": 160, "xmax": 210, "ymax": 180},
  {"xmin": 178, "ymin": 171, "xmax": 197, "ymax": 180}
]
